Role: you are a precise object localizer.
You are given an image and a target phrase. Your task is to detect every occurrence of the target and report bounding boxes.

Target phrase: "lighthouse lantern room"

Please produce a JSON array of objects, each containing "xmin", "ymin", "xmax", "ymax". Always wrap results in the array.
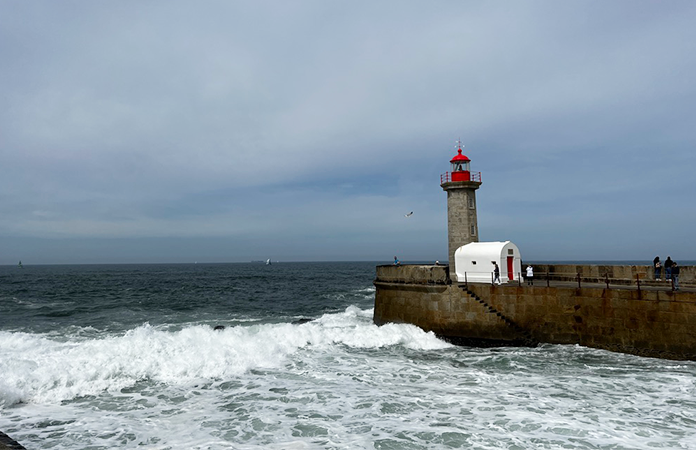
[
  {"xmin": 450, "ymin": 147, "xmax": 471, "ymax": 181},
  {"xmin": 440, "ymin": 142, "xmax": 481, "ymax": 184}
]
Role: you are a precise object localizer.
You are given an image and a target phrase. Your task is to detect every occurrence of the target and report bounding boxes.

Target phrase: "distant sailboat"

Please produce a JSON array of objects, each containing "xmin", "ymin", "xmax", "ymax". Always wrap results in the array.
[
  {"xmin": 18, "ymin": 261, "xmax": 23, "ymax": 268},
  {"xmin": 266, "ymin": 259, "xmax": 272, "ymax": 265}
]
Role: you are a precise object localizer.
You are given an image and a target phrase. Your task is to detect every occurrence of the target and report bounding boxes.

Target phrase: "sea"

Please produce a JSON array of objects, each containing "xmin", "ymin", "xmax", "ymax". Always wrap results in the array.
[{"xmin": 1, "ymin": 262, "xmax": 695, "ymax": 449}]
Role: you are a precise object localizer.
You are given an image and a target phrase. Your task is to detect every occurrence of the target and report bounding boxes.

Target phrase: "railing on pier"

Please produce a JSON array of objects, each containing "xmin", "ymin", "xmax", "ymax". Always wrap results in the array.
[{"xmin": 460, "ymin": 270, "xmax": 684, "ymax": 292}]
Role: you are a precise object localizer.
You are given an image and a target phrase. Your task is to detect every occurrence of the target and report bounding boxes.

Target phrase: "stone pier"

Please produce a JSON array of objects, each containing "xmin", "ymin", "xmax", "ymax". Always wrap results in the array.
[{"xmin": 374, "ymin": 264, "xmax": 696, "ymax": 360}]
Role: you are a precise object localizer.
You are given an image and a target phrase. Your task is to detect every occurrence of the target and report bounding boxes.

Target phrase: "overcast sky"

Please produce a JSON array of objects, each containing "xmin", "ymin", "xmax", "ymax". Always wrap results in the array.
[{"xmin": 1, "ymin": 1, "xmax": 695, "ymax": 264}]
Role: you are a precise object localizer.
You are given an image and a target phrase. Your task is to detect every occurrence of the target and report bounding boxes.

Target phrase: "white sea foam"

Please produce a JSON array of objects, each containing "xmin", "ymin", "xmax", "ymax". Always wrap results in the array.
[{"xmin": 0, "ymin": 306, "xmax": 448, "ymax": 407}]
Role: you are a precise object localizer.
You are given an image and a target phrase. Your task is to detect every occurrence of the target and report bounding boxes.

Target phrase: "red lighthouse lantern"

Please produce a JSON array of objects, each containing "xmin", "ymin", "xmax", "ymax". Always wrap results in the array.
[
  {"xmin": 441, "ymin": 141, "xmax": 481, "ymax": 184},
  {"xmin": 449, "ymin": 144, "xmax": 472, "ymax": 182}
]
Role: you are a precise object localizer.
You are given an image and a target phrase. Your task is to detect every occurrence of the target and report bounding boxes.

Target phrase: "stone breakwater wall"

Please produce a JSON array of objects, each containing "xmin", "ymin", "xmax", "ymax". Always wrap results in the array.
[
  {"xmin": 375, "ymin": 263, "xmax": 696, "ymax": 285},
  {"xmin": 374, "ymin": 264, "xmax": 696, "ymax": 360},
  {"xmin": 375, "ymin": 264, "xmax": 451, "ymax": 284}
]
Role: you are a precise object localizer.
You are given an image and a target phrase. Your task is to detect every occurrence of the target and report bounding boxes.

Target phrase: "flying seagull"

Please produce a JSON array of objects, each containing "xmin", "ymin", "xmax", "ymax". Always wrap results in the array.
[{"xmin": 405, "ymin": 211, "xmax": 413, "ymax": 217}]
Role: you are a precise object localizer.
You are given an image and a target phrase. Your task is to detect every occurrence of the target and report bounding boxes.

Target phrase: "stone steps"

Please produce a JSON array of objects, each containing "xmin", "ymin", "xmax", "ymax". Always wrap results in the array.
[{"xmin": 460, "ymin": 286, "xmax": 538, "ymax": 347}]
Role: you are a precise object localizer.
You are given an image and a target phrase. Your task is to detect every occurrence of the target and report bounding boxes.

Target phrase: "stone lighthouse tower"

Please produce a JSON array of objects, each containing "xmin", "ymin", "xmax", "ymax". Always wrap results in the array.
[{"xmin": 440, "ymin": 141, "xmax": 482, "ymax": 280}]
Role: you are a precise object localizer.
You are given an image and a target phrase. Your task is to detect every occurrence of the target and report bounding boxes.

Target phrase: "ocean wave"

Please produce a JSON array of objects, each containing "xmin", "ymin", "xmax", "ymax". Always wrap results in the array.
[{"xmin": 0, "ymin": 306, "xmax": 449, "ymax": 406}]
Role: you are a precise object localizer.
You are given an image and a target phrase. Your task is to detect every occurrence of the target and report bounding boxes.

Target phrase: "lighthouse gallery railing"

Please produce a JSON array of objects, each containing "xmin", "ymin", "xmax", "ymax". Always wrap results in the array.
[{"xmin": 440, "ymin": 172, "xmax": 482, "ymax": 184}]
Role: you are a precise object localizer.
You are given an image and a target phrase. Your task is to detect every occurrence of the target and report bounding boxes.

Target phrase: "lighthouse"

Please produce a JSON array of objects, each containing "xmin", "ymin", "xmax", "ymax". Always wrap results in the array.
[{"xmin": 441, "ymin": 141, "xmax": 482, "ymax": 280}]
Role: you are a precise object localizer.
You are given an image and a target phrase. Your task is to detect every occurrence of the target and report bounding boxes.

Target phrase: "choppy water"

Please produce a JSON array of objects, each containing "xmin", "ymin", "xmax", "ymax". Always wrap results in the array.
[{"xmin": 1, "ymin": 262, "xmax": 695, "ymax": 449}]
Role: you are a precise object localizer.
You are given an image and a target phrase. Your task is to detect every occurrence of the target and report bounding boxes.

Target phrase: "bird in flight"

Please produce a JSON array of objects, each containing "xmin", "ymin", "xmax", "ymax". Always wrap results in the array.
[{"xmin": 405, "ymin": 211, "xmax": 413, "ymax": 217}]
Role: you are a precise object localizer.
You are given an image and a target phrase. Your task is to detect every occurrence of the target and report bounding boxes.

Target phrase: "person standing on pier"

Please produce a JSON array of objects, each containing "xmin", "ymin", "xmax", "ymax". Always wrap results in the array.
[
  {"xmin": 493, "ymin": 262, "xmax": 501, "ymax": 285},
  {"xmin": 526, "ymin": 265, "xmax": 534, "ymax": 286},
  {"xmin": 664, "ymin": 256, "xmax": 674, "ymax": 280},
  {"xmin": 653, "ymin": 256, "xmax": 662, "ymax": 280}
]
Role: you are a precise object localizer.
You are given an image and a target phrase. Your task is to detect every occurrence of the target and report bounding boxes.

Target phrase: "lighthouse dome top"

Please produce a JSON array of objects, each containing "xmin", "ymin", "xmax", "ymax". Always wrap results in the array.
[{"xmin": 450, "ymin": 146, "xmax": 470, "ymax": 163}]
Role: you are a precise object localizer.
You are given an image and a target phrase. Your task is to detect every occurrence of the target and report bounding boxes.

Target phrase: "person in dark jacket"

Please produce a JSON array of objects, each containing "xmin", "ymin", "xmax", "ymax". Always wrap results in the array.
[
  {"xmin": 664, "ymin": 256, "xmax": 673, "ymax": 280},
  {"xmin": 653, "ymin": 256, "xmax": 662, "ymax": 280},
  {"xmin": 672, "ymin": 261, "xmax": 680, "ymax": 290}
]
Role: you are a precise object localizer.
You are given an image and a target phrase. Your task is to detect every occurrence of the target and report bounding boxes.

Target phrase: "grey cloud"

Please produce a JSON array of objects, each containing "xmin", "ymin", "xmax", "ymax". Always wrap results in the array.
[{"xmin": 1, "ymin": 1, "xmax": 695, "ymax": 263}]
